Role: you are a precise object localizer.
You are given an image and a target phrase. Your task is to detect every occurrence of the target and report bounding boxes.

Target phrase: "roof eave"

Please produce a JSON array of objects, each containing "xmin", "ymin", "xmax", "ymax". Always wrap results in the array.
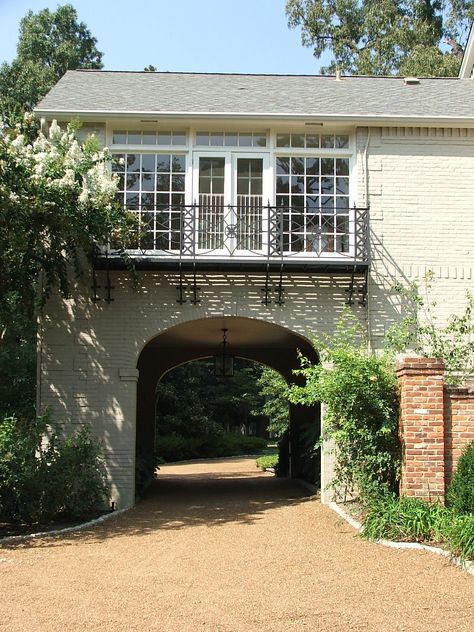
[{"xmin": 33, "ymin": 108, "xmax": 474, "ymax": 127}]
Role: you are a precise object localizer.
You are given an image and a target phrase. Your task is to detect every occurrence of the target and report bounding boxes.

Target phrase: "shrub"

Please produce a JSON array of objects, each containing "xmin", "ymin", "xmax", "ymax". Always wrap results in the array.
[
  {"xmin": 0, "ymin": 414, "xmax": 109, "ymax": 524},
  {"xmin": 361, "ymin": 492, "xmax": 446, "ymax": 543},
  {"xmin": 447, "ymin": 441, "xmax": 474, "ymax": 515},
  {"xmin": 442, "ymin": 513, "xmax": 474, "ymax": 561},
  {"xmin": 256, "ymin": 454, "xmax": 279, "ymax": 471}
]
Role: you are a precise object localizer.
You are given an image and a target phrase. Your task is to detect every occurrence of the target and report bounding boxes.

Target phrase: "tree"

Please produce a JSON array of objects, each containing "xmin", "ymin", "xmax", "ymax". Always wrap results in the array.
[
  {"xmin": 285, "ymin": 0, "xmax": 473, "ymax": 75},
  {"xmin": 0, "ymin": 4, "xmax": 103, "ymax": 119},
  {"xmin": 251, "ymin": 368, "xmax": 290, "ymax": 439},
  {"xmin": 0, "ymin": 116, "xmax": 134, "ymax": 418}
]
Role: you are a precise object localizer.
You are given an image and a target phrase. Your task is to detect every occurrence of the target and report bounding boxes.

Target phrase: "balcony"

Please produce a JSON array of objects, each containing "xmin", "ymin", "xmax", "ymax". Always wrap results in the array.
[{"xmin": 101, "ymin": 200, "xmax": 369, "ymax": 273}]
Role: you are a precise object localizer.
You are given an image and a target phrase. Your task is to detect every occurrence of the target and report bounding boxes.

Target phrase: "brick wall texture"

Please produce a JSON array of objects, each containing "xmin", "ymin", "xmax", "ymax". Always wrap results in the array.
[{"xmin": 396, "ymin": 358, "xmax": 474, "ymax": 501}]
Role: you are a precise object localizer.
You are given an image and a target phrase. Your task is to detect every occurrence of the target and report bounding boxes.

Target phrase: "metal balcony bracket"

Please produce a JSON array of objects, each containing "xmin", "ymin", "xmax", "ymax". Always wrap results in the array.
[
  {"xmin": 261, "ymin": 264, "xmax": 272, "ymax": 305},
  {"xmin": 190, "ymin": 264, "xmax": 201, "ymax": 305},
  {"xmin": 345, "ymin": 267, "xmax": 368, "ymax": 307},
  {"xmin": 176, "ymin": 263, "xmax": 187, "ymax": 304},
  {"xmin": 275, "ymin": 264, "xmax": 285, "ymax": 306},
  {"xmin": 358, "ymin": 268, "xmax": 368, "ymax": 307},
  {"xmin": 104, "ymin": 251, "xmax": 115, "ymax": 304},
  {"xmin": 90, "ymin": 247, "xmax": 101, "ymax": 303}
]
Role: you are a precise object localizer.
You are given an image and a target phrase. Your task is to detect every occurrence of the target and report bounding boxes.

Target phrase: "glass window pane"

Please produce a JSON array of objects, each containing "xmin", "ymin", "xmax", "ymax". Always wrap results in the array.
[
  {"xmin": 276, "ymin": 134, "xmax": 290, "ymax": 147},
  {"xmin": 196, "ymin": 132, "xmax": 209, "ymax": 145},
  {"xmin": 172, "ymin": 155, "xmax": 186, "ymax": 172},
  {"xmin": 237, "ymin": 178, "xmax": 248, "ymax": 195},
  {"xmin": 249, "ymin": 158, "xmax": 263, "ymax": 176},
  {"xmin": 291, "ymin": 176, "xmax": 305, "ymax": 194},
  {"xmin": 321, "ymin": 196, "xmax": 334, "ymax": 210},
  {"xmin": 199, "ymin": 177, "xmax": 210, "ymax": 194},
  {"xmin": 112, "ymin": 154, "xmax": 124, "ymax": 172},
  {"xmin": 335, "ymin": 135, "xmax": 349, "ymax": 148},
  {"xmin": 141, "ymin": 154, "xmax": 156, "ymax": 172},
  {"xmin": 276, "ymin": 176, "xmax": 289, "ymax": 193},
  {"xmin": 157, "ymin": 132, "xmax": 171, "ymax": 145},
  {"xmin": 172, "ymin": 193, "xmax": 185, "ymax": 205},
  {"xmin": 210, "ymin": 132, "xmax": 224, "ymax": 146},
  {"xmin": 141, "ymin": 193, "xmax": 155, "ymax": 208},
  {"xmin": 156, "ymin": 174, "xmax": 170, "ymax": 191},
  {"xmin": 306, "ymin": 134, "xmax": 319, "ymax": 148},
  {"xmin": 141, "ymin": 173, "xmax": 155, "ymax": 191},
  {"xmin": 291, "ymin": 134, "xmax": 304, "ymax": 148},
  {"xmin": 210, "ymin": 158, "xmax": 225, "ymax": 177},
  {"xmin": 321, "ymin": 158, "xmax": 334, "ymax": 175},
  {"xmin": 156, "ymin": 155, "xmax": 171, "ymax": 172},
  {"xmin": 250, "ymin": 179, "xmax": 262, "ymax": 195},
  {"xmin": 292, "ymin": 195, "xmax": 304, "ymax": 208},
  {"xmin": 276, "ymin": 157, "xmax": 290, "ymax": 174},
  {"xmin": 116, "ymin": 173, "xmax": 125, "ymax": 190},
  {"xmin": 172, "ymin": 175, "xmax": 185, "ymax": 191},
  {"xmin": 306, "ymin": 176, "xmax": 319, "ymax": 194},
  {"xmin": 276, "ymin": 195, "xmax": 289, "ymax": 208},
  {"xmin": 321, "ymin": 177, "xmax": 334, "ymax": 194},
  {"xmin": 224, "ymin": 133, "xmax": 238, "ymax": 146},
  {"xmin": 238, "ymin": 133, "xmax": 252, "ymax": 146},
  {"xmin": 127, "ymin": 174, "xmax": 140, "ymax": 190},
  {"xmin": 126, "ymin": 154, "xmax": 140, "ymax": 172},
  {"xmin": 305, "ymin": 157, "xmax": 319, "ymax": 175},
  {"xmin": 213, "ymin": 178, "xmax": 224, "ymax": 194},
  {"xmin": 307, "ymin": 196, "xmax": 319, "ymax": 209},
  {"xmin": 126, "ymin": 192, "xmax": 139, "ymax": 208},
  {"xmin": 156, "ymin": 194, "xmax": 169, "ymax": 206},
  {"xmin": 336, "ymin": 197, "xmax": 349, "ymax": 210},
  {"xmin": 113, "ymin": 131, "xmax": 126, "ymax": 144},
  {"xmin": 253, "ymin": 133, "xmax": 267, "ymax": 147},
  {"xmin": 336, "ymin": 177, "xmax": 349, "ymax": 195},
  {"xmin": 291, "ymin": 157, "xmax": 304, "ymax": 174},
  {"xmin": 321, "ymin": 135, "xmax": 334, "ymax": 148},
  {"xmin": 237, "ymin": 159, "xmax": 250, "ymax": 178},
  {"xmin": 335, "ymin": 158, "xmax": 349, "ymax": 176},
  {"xmin": 128, "ymin": 132, "xmax": 141, "ymax": 144},
  {"xmin": 142, "ymin": 133, "xmax": 156, "ymax": 145},
  {"xmin": 172, "ymin": 132, "xmax": 186, "ymax": 145}
]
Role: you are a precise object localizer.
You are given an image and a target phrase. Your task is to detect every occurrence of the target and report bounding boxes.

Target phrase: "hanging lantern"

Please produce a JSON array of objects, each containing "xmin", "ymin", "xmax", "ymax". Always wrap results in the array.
[{"xmin": 214, "ymin": 328, "xmax": 234, "ymax": 377}]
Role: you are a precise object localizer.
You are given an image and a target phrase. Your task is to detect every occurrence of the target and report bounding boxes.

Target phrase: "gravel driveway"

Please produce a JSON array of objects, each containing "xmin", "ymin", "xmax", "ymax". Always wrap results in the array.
[{"xmin": 1, "ymin": 457, "xmax": 472, "ymax": 631}]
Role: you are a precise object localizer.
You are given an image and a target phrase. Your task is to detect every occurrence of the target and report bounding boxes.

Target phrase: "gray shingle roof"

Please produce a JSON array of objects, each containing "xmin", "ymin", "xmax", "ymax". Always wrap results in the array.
[{"xmin": 35, "ymin": 70, "xmax": 474, "ymax": 121}]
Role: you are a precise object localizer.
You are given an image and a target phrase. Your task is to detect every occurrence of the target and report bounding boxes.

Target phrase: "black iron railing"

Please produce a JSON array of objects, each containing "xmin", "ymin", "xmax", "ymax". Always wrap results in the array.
[{"xmin": 109, "ymin": 203, "xmax": 369, "ymax": 264}]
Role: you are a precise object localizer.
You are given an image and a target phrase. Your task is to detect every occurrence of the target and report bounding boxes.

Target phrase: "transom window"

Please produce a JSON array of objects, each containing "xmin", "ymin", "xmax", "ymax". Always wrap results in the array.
[
  {"xmin": 196, "ymin": 131, "xmax": 267, "ymax": 147},
  {"xmin": 276, "ymin": 156, "xmax": 350, "ymax": 254},
  {"xmin": 112, "ymin": 130, "xmax": 187, "ymax": 146},
  {"xmin": 276, "ymin": 133, "xmax": 349, "ymax": 149}
]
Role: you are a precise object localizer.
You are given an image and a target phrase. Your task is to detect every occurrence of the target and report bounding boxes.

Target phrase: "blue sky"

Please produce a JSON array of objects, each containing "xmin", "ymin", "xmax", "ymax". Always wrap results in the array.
[{"xmin": 0, "ymin": 0, "xmax": 327, "ymax": 74}]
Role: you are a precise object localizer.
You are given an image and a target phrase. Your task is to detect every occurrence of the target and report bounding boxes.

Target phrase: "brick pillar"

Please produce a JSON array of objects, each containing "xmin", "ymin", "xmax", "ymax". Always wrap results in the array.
[{"xmin": 396, "ymin": 357, "xmax": 445, "ymax": 501}]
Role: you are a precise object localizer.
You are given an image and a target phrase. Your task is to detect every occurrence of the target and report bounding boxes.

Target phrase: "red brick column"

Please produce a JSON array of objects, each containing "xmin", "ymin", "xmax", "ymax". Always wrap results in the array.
[
  {"xmin": 444, "ymin": 386, "xmax": 474, "ymax": 486},
  {"xmin": 396, "ymin": 358, "xmax": 445, "ymax": 501}
]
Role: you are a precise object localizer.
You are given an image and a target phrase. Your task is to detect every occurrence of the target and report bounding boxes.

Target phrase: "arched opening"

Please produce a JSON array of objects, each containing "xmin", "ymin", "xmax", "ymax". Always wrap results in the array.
[{"xmin": 136, "ymin": 316, "xmax": 319, "ymax": 500}]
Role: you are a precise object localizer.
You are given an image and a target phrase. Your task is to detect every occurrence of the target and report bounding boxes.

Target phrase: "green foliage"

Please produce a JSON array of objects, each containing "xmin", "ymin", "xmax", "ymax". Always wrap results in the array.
[
  {"xmin": 361, "ymin": 491, "xmax": 474, "ymax": 561},
  {"xmin": 1, "ymin": 4, "xmax": 103, "ymax": 119},
  {"xmin": 288, "ymin": 311, "xmax": 400, "ymax": 498},
  {"xmin": 362, "ymin": 492, "xmax": 446, "ymax": 542},
  {"xmin": 0, "ymin": 414, "xmax": 109, "ymax": 524},
  {"xmin": 135, "ymin": 446, "xmax": 157, "ymax": 498},
  {"xmin": 447, "ymin": 442, "xmax": 474, "ymax": 514},
  {"xmin": 256, "ymin": 454, "xmax": 279, "ymax": 470},
  {"xmin": 386, "ymin": 272, "xmax": 474, "ymax": 384},
  {"xmin": 442, "ymin": 513, "xmax": 474, "ymax": 561},
  {"xmin": 156, "ymin": 359, "xmax": 266, "ymax": 439},
  {"xmin": 156, "ymin": 433, "xmax": 267, "ymax": 463},
  {"xmin": 251, "ymin": 367, "xmax": 290, "ymax": 439},
  {"xmin": 285, "ymin": 0, "xmax": 469, "ymax": 75}
]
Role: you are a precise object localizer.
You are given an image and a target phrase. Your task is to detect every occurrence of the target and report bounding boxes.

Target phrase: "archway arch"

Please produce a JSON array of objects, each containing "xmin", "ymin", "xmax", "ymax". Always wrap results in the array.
[{"xmin": 136, "ymin": 316, "xmax": 319, "ymax": 497}]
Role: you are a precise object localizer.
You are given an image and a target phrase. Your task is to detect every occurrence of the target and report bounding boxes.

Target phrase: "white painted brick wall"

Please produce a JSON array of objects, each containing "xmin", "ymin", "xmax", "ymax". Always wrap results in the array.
[{"xmin": 39, "ymin": 124, "xmax": 474, "ymax": 507}]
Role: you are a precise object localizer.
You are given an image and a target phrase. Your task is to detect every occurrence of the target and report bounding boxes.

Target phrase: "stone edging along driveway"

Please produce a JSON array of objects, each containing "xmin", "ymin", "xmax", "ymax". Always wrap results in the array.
[{"xmin": 1, "ymin": 477, "xmax": 473, "ymax": 577}]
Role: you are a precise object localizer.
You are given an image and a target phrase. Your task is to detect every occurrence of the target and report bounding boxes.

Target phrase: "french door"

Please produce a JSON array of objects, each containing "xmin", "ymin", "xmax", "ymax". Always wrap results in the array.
[{"xmin": 193, "ymin": 152, "xmax": 270, "ymax": 254}]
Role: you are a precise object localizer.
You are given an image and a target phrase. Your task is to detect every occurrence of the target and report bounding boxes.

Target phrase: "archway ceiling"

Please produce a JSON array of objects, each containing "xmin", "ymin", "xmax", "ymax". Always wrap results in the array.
[{"xmin": 146, "ymin": 316, "xmax": 311, "ymax": 351}]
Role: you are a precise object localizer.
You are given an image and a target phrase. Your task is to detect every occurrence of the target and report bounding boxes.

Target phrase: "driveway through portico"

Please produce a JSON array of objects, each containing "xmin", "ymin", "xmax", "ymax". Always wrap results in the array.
[{"xmin": 1, "ymin": 457, "xmax": 472, "ymax": 631}]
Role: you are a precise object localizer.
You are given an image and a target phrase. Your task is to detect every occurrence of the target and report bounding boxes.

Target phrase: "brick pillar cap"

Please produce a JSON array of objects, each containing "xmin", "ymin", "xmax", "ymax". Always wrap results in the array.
[{"xmin": 395, "ymin": 356, "xmax": 445, "ymax": 374}]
